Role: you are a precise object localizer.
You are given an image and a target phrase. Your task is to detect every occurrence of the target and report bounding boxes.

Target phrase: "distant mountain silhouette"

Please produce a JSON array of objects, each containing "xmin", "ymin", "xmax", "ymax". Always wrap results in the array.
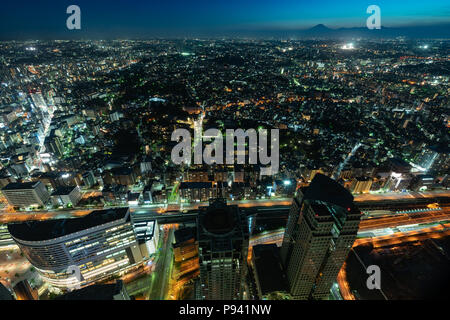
[
  {"xmin": 228, "ymin": 23, "xmax": 450, "ymax": 39},
  {"xmin": 308, "ymin": 24, "xmax": 333, "ymax": 32},
  {"xmin": 303, "ymin": 24, "xmax": 334, "ymax": 36},
  {"xmin": 292, "ymin": 24, "xmax": 450, "ymax": 39}
]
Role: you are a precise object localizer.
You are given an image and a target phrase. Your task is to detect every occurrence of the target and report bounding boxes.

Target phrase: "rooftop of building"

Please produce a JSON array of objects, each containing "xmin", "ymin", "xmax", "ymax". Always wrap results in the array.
[
  {"xmin": 127, "ymin": 192, "xmax": 140, "ymax": 202},
  {"xmin": 51, "ymin": 186, "xmax": 78, "ymax": 196},
  {"xmin": 310, "ymin": 202, "xmax": 333, "ymax": 216},
  {"xmin": 55, "ymin": 281, "xmax": 127, "ymax": 300},
  {"xmin": 180, "ymin": 181, "xmax": 213, "ymax": 189},
  {"xmin": 389, "ymin": 158, "xmax": 412, "ymax": 168},
  {"xmin": 174, "ymin": 227, "xmax": 196, "ymax": 244},
  {"xmin": 200, "ymin": 199, "xmax": 239, "ymax": 235},
  {"xmin": 354, "ymin": 176, "xmax": 372, "ymax": 181},
  {"xmin": 203, "ymin": 208, "xmax": 236, "ymax": 235},
  {"xmin": 0, "ymin": 283, "xmax": 14, "ymax": 301},
  {"xmin": 303, "ymin": 173, "xmax": 354, "ymax": 210},
  {"xmin": 31, "ymin": 171, "xmax": 59, "ymax": 179},
  {"xmin": 252, "ymin": 244, "xmax": 288, "ymax": 295},
  {"xmin": 8, "ymin": 207, "xmax": 130, "ymax": 242},
  {"xmin": 2, "ymin": 181, "xmax": 41, "ymax": 191},
  {"xmin": 110, "ymin": 166, "xmax": 134, "ymax": 175}
]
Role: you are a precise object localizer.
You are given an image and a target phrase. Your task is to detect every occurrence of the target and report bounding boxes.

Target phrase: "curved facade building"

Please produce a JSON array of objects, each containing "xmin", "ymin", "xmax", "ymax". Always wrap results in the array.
[{"xmin": 8, "ymin": 208, "xmax": 147, "ymax": 289}]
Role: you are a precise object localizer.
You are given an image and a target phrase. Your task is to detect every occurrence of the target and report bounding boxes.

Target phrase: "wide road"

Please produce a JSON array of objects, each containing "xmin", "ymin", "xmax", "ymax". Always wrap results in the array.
[
  {"xmin": 359, "ymin": 206, "xmax": 450, "ymax": 231},
  {"xmin": 0, "ymin": 190, "xmax": 448, "ymax": 225},
  {"xmin": 354, "ymin": 190, "xmax": 450, "ymax": 202},
  {"xmin": 354, "ymin": 222, "xmax": 450, "ymax": 248},
  {"xmin": 0, "ymin": 247, "xmax": 31, "ymax": 288},
  {"xmin": 148, "ymin": 227, "xmax": 174, "ymax": 300}
]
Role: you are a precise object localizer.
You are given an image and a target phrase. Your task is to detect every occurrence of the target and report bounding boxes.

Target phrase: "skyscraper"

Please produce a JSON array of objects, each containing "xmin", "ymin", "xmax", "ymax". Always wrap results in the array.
[
  {"xmin": 197, "ymin": 198, "xmax": 249, "ymax": 300},
  {"xmin": 281, "ymin": 174, "xmax": 361, "ymax": 300}
]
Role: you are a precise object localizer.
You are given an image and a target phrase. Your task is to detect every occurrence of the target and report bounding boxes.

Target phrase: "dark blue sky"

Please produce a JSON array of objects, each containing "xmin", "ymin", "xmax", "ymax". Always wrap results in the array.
[{"xmin": 1, "ymin": 0, "xmax": 449, "ymax": 38}]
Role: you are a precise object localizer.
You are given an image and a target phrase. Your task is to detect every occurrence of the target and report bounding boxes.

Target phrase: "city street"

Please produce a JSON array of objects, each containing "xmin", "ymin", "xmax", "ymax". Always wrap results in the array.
[
  {"xmin": 148, "ymin": 227, "xmax": 174, "ymax": 300},
  {"xmin": 1, "ymin": 190, "xmax": 449, "ymax": 224},
  {"xmin": 0, "ymin": 247, "xmax": 32, "ymax": 289}
]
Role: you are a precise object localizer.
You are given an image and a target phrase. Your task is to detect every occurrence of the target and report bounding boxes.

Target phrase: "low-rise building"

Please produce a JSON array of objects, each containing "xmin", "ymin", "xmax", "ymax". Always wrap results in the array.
[
  {"xmin": 1, "ymin": 181, "xmax": 50, "ymax": 207},
  {"xmin": 50, "ymin": 186, "xmax": 82, "ymax": 207}
]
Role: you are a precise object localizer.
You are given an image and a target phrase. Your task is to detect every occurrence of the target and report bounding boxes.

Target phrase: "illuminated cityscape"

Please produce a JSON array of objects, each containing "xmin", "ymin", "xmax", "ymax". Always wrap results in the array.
[{"xmin": 0, "ymin": 0, "xmax": 449, "ymax": 308}]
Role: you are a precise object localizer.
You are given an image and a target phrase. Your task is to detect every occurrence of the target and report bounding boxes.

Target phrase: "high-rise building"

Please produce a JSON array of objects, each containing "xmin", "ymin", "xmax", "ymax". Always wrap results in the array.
[
  {"xmin": 30, "ymin": 90, "xmax": 48, "ymax": 110},
  {"xmin": 130, "ymin": 212, "xmax": 160, "ymax": 256},
  {"xmin": 0, "ymin": 283, "xmax": 14, "ymax": 300},
  {"xmin": 44, "ymin": 131, "xmax": 64, "ymax": 158},
  {"xmin": 281, "ymin": 174, "xmax": 361, "ymax": 300},
  {"xmin": 197, "ymin": 198, "xmax": 249, "ymax": 300},
  {"xmin": 173, "ymin": 227, "xmax": 198, "ymax": 263},
  {"xmin": 13, "ymin": 280, "xmax": 38, "ymax": 300},
  {"xmin": 8, "ymin": 208, "xmax": 147, "ymax": 289},
  {"xmin": 251, "ymin": 244, "xmax": 289, "ymax": 300},
  {"xmin": 1, "ymin": 181, "xmax": 50, "ymax": 207},
  {"xmin": 82, "ymin": 171, "xmax": 96, "ymax": 189}
]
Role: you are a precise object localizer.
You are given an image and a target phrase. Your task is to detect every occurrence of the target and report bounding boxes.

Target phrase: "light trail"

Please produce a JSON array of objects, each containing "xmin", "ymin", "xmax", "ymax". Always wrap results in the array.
[{"xmin": 333, "ymin": 142, "xmax": 362, "ymax": 180}]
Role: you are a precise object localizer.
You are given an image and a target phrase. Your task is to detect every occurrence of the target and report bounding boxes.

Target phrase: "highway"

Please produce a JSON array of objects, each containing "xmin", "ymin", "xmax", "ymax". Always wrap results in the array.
[
  {"xmin": 359, "ymin": 207, "xmax": 450, "ymax": 231},
  {"xmin": 148, "ymin": 226, "xmax": 174, "ymax": 300},
  {"xmin": 336, "ymin": 262, "xmax": 355, "ymax": 300},
  {"xmin": 354, "ymin": 222, "xmax": 450, "ymax": 248},
  {"xmin": 354, "ymin": 190, "xmax": 450, "ymax": 202},
  {"xmin": 1, "ymin": 190, "xmax": 449, "ymax": 225}
]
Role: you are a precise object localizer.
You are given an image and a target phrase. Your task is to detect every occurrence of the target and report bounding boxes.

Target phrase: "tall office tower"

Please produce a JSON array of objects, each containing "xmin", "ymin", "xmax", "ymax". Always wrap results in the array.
[
  {"xmin": 0, "ymin": 283, "xmax": 14, "ymax": 300},
  {"xmin": 197, "ymin": 198, "xmax": 249, "ymax": 300},
  {"xmin": 13, "ymin": 280, "xmax": 38, "ymax": 300},
  {"xmin": 82, "ymin": 171, "xmax": 96, "ymax": 188},
  {"xmin": 281, "ymin": 174, "xmax": 361, "ymax": 300},
  {"xmin": 44, "ymin": 132, "xmax": 64, "ymax": 158}
]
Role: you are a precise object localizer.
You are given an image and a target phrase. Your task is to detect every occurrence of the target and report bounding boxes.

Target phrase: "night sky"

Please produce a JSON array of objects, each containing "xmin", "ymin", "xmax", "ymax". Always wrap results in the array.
[{"xmin": 1, "ymin": 0, "xmax": 449, "ymax": 39}]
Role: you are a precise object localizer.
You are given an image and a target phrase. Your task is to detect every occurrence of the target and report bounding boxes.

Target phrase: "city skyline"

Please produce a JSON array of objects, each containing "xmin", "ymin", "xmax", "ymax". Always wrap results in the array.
[
  {"xmin": 1, "ymin": 0, "xmax": 450, "ymax": 39},
  {"xmin": 0, "ymin": 0, "xmax": 449, "ymax": 305}
]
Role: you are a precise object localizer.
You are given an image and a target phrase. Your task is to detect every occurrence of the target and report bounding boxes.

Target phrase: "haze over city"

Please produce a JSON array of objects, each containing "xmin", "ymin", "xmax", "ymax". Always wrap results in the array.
[{"xmin": 1, "ymin": 0, "xmax": 450, "ymax": 39}]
